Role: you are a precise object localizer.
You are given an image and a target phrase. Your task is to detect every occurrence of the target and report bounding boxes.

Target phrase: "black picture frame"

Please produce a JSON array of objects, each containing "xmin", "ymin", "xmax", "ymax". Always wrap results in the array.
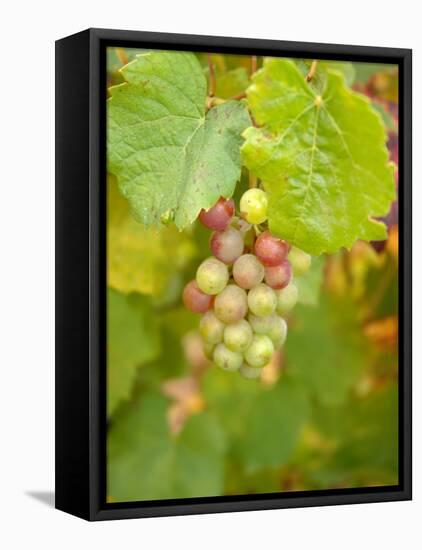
[{"xmin": 55, "ymin": 28, "xmax": 412, "ymax": 521}]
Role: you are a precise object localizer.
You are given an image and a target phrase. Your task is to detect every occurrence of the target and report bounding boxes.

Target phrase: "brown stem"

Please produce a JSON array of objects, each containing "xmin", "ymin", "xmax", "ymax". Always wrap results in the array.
[
  {"xmin": 231, "ymin": 91, "xmax": 246, "ymax": 100},
  {"xmin": 207, "ymin": 53, "xmax": 216, "ymax": 97},
  {"xmin": 251, "ymin": 55, "xmax": 258, "ymax": 76},
  {"xmin": 249, "ymin": 173, "xmax": 257, "ymax": 188},
  {"xmin": 116, "ymin": 48, "xmax": 129, "ymax": 67},
  {"xmin": 206, "ymin": 96, "xmax": 225, "ymax": 110},
  {"xmin": 306, "ymin": 60, "xmax": 318, "ymax": 82}
]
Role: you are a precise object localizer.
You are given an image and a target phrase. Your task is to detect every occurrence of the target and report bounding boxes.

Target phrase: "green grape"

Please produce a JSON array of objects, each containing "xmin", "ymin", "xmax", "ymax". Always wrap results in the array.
[
  {"xmin": 213, "ymin": 343, "xmax": 243, "ymax": 372},
  {"xmin": 248, "ymin": 312, "xmax": 278, "ymax": 335},
  {"xmin": 247, "ymin": 283, "xmax": 277, "ymax": 317},
  {"xmin": 275, "ymin": 282, "xmax": 298, "ymax": 315},
  {"xmin": 244, "ymin": 334, "xmax": 274, "ymax": 368},
  {"xmin": 223, "ymin": 319, "xmax": 253, "ymax": 353},
  {"xmin": 239, "ymin": 364, "xmax": 262, "ymax": 380},
  {"xmin": 203, "ymin": 341, "xmax": 215, "ymax": 360},
  {"xmin": 196, "ymin": 257, "xmax": 229, "ymax": 295},
  {"xmin": 214, "ymin": 284, "xmax": 248, "ymax": 324},
  {"xmin": 240, "ymin": 188, "xmax": 268, "ymax": 224},
  {"xmin": 267, "ymin": 316, "xmax": 287, "ymax": 348},
  {"xmin": 288, "ymin": 246, "xmax": 312, "ymax": 276},
  {"xmin": 199, "ymin": 311, "xmax": 225, "ymax": 344}
]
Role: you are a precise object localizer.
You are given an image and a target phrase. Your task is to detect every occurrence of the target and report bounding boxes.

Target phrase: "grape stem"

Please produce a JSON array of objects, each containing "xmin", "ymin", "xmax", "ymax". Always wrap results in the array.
[
  {"xmin": 249, "ymin": 173, "xmax": 257, "ymax": 188},
  {"xmin": 116, "ymin": 47, "xmax": 129, "ymax": 67},
  {"xmin": 228, "ymin": 56, "xmax": 257, "ymax": 102},
  {"xmin": 232, "ymin": 91, "xmax": 247, "ymax": 100},
  {"xmin": 207, "ymin": 53, "xmax": 216, "ymax": 97},
  {"xmin": 206, "ymin": 96, "xmax": 226, "ymax": 110},
  {"xmin": 251, "ymin": 55, "xmax": 257, "ymax": 76},
  {"xmin": 306, "ymin": 60, "xmax": 318, "ymax": 82}
]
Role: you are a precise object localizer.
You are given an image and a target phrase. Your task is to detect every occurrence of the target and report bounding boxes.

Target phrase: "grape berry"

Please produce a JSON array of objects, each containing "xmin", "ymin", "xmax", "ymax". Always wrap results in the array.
[{"xmin": 183, "ymin": 193, "xmax": 311, "ymax": 379}]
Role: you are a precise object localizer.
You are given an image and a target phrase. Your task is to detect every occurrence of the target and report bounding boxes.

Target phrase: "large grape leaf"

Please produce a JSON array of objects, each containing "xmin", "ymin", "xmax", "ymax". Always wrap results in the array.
[
  {"xmin": 107, "ymin": 47, "xmax": 147, "ymax": 74},
  {"xmin": 108, "ymin": 51, "xmax": 251, "ymax": 229},
  {"xmin": 312, "ymin": 384, "xmax": 398, "ymax": 484},
  {"xmin": 286, "ymin": 292, "xmax": 368, "ymax": 406},
  {"xmin": 108, "ymin": 392, "xmax": 226, "ymax": 501},
  {"xmin": 202, "ymin": 369, "xmax": 310, "ymax": 473},
  {"xmin": 107, "ymin": 175, "xmax": 196, "ymax": 296},
  {"xmin": 236, "ymin": 377, "xmax": 310, "ymax": 472},
  {"xmin": 107, "ymin": 289, "xmax": 160, "ymax": 417},
  {"xmin": 107, "ymin": 47, "xmax": 148, "ymax": 86},
  {"xmin": 295, "ymin": 59, "xmax": 355, "ymax": 88},
  {"xmin": 242, "ymin": 58, "xmax": 395, "ymax": 255}
]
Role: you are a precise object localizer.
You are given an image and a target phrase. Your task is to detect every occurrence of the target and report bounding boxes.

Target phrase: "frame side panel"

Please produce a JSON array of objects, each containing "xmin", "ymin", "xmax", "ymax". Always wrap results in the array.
[
  {"xmin": 401, "ymin": 49, "xmax": 412, "ymax": 499},
  {"xmin": 55, "ymin": 30, "xmax": 91, "ymax": 520}
]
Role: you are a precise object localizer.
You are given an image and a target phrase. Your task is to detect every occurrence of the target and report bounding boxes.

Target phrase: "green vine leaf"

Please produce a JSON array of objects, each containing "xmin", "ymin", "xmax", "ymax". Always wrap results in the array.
[
  {"xmin": 202, "ymin": 370, "xmax": 310, "ymax": 472},
  {"xmin": 286, "ymin": 293, "xmax": 367, "ymax": 406},
  {"xmin": 316, "ymin": 384, "xmax": 398, "ymax": 477},
  {"xmin": 108, "ymin": 51, "xmax": 251, "ymax": 229},
  {"xmin": 108, "ymin": 392, "xmax": 226, "ymax": 501},
  {"xmin": 107, "ymin": 289, "xmax": 160, "ymax": 417},
  {"xmin": 242, "ymin": 58, "xmax": 395, "ymax": 255}
]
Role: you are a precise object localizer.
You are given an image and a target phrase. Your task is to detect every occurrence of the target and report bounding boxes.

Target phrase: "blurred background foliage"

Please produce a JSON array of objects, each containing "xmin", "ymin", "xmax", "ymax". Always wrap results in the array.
[{"xmin": 106, "ymin": 49, "xmax": 399, "ymax": 502}]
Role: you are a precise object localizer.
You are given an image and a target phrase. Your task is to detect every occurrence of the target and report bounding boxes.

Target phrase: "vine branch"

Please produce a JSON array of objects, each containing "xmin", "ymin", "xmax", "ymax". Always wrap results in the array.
[
  {"xmin": 207, "ymin": 53, "xmax": 216, "ymax": 97},
  {"xmin": 116, "ymin": 48, "xmax": 129, "ymax": 67},
  {"xmin": 232, "ymin": 91, "xmax": 246, "ymax": 100},
  {"xmin": 306, "ymin": 60, "xmax": 318, "ymax": 82},
  {"xmin": 251, "ymin": 55, "xmax": 257, "ymax": 76},
  {"xmin": 249, "ymin": 173, "xmax": 257, "ymax": 188}
]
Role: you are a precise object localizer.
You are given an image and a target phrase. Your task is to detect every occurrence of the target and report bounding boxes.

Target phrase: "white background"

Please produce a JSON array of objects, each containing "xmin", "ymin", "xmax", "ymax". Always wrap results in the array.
[{"xmin": 0, "ymin": 0, "xmax": 419, "ymax": 547}]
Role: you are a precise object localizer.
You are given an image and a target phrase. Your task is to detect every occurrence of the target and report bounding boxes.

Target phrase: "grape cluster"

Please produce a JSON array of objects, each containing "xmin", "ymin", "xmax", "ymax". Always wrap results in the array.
[{"xmin": 182, "ymin": 190, "xmax": 311, "ymax": 380}]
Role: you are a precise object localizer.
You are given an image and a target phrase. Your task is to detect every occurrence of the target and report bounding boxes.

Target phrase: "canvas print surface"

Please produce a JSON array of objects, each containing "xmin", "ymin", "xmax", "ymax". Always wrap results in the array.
[{"xmin": 106, "ymin": 48, "xmax": 399, "ymax": 503}]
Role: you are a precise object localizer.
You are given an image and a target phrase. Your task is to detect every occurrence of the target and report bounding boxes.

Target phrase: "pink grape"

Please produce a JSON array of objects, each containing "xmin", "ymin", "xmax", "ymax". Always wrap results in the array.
[
  {"xmin": 182, "ymin": 280, "xmax": 213, "ymax": 313},
  {"xmin": 264, "ymin": 260, "xmax": 292, "ymax": 289},
  {"xmin": 210, "ymin": 227, "xmax": 244, "ymax": 264},
  {"xmin": 232, "ymin": 254, "xmax": 265, "ymax": 289},
  {"xmin": 214, "ymin": 284, "xmax": 248, "ymax": 324},
  {"xmin": 199, "ymin": 197, "xmax": 235, "ymax": 231},
  {"xmin": 255, "ymin": 231, "xmax": 289, "ymax": 266}
]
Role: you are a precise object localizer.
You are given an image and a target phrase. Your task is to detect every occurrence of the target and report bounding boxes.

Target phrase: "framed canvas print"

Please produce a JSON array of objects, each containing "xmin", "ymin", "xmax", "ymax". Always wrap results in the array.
[{"xmin": 55, "ymin": 28, "xmax": 412, "ymax": 521}]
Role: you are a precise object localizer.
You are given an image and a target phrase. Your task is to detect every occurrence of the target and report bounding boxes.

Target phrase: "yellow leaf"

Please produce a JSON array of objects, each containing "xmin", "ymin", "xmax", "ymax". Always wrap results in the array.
[{"xmin": 107, "ymin": 175, "xmax": 196, "ymax": 296}]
